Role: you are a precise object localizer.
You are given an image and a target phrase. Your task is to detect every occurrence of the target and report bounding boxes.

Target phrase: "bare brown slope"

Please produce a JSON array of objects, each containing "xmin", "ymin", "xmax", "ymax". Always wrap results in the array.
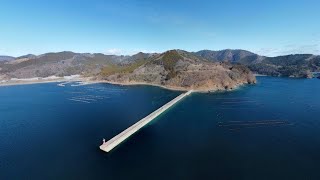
[{"xmin": 99, "ymin": 50, "xmax": 256, "ymax": 91}]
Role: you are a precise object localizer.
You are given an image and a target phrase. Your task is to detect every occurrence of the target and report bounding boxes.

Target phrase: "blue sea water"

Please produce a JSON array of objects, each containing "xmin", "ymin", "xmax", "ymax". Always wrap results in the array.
[{"xmin": 0, "ymin": 77, "xmax": 320, "ymax": 179}]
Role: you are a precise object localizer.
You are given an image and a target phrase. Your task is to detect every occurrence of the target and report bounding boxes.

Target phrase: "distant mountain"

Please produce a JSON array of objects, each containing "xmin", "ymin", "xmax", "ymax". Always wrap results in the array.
[
  {"xmin": 0, "ymin": 51, "xmax": 154, "ymax": 78},
  {"xmin": 248, "ymin": 54, "xmax": 320, "ymax": 78},
  {"xmin": 16, "ymin": 54, "xmax": 37, "ymax": 59},
  {"xmin": 123, "ymin": 52, "xmax": 154, "ymax": 63},
  {"xmin": 194, "ymin": 49, "xmax": 265, "ymax": 65},
  {"xmin": 0, "ymin": 56, "xmax": 15, "ymax": 61},
  {"xmin": 194, "ymin": 49, "xmax": 320, "ymax": 78}
]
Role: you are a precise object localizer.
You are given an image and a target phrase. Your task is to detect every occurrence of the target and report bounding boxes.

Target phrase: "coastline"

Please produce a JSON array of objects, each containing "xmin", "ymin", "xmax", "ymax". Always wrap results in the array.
[
  {"xmin": 0, "ymin": 79, "xmax": 65, "ymax": 87},
  {"xmin": 95, "ymin": 80, "xmax": 253, "ymax": 93},
  {"xmin": 0, "ymin": 76, "xmax": 89, "ymax": 87},
  {"xmin": 254, "ymin": 74, "xmax": 268, "ymax": 77},
  {"xmin": 0, "ymin": 78, "xmax": 192, "ymax": 92},
  {"xmin": 0, "ymin": 75, "xmax": 254, "ymax": 93},
  {"xmin": 90, "ymin": 80, "xmax": 189, "ymax": 92}
]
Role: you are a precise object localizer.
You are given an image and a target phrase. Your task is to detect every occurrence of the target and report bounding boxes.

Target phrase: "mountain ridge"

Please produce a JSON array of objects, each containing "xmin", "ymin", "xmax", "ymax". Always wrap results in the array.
[
  {"xmin": 194, "ymin": 50, "xmax": 320, "ymax": 78},
  {"xmin": 1, "ymin": 49, "xmax": 319, "ymax": 80}
]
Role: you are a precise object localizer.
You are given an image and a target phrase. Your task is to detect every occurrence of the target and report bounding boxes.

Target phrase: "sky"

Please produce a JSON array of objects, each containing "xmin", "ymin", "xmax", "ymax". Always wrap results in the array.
[{"xmin": 0, "ymin": 0, "xmax": 319, "ymax": 57}]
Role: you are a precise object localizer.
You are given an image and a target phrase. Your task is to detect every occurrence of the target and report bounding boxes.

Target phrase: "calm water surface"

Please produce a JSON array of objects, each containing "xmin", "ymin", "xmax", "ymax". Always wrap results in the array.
[{"xmin": 1, "ymin": 77, "xmax": 320, "ymax": 179}]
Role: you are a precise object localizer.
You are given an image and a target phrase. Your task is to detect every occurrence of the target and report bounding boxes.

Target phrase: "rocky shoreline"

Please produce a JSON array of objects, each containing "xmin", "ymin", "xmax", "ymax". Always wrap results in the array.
[{"xmin": 0, "ymin": 75, "xmax": 254, "ymax": 93}]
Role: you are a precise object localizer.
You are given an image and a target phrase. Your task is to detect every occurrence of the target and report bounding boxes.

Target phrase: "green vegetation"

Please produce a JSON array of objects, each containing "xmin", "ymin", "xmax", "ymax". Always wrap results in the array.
[
  {"xmin": 159, "ymin": 50, "xmax": 183, "ymax": 80},
  {"xmin": 231, "ymin": 63, "xmax": 251, "ymax": 73},
  {"xmin": 249, "ymin": 63, "xmax": 280, "ymax": 76},
  {"xmin": 249, "ymin": 55, "xmax": 320, "ymax": 78},
  {"xmin": 162, "ymin": 50, "xmax": 182, "ymax": 70},
  {"xmin": 195, "ymin": 50, "xmax": 320, "ymax": 78},
  {"xmin": 249, "ymin": 63, "xmax": 313, "ymax": 78},
  {"xmin": 100, "ymin": 59, "xmax": 147, "ymax": 76},
  {"xmin": 263, "ymin": 54, "xmax": 312, "ymax": 67}
]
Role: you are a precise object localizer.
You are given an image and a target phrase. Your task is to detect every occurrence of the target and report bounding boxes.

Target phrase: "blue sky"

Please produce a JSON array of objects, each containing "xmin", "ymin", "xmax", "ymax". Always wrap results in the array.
[{"xmin": 0, "ymin": 0, "xmax": 319, "ymax": 56}]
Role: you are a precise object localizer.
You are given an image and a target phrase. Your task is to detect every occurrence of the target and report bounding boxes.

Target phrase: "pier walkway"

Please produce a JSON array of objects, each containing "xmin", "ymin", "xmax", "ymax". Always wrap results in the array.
[{"xmin": 100, "ymin": 90, "xmax": 193, "ymax": 152}]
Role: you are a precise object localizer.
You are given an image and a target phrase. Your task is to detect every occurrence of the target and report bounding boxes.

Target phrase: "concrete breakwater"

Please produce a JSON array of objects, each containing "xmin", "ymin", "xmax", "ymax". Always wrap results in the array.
[{"xmin": 100, "ymin": 90, "xmax": 193, "ymax": 153}]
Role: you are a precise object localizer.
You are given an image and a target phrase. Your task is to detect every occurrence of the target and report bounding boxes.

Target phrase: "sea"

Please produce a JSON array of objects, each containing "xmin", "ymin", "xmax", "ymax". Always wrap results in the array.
[{"xmin": 1, "ymin": 76, "xmax": 320, "ymax": 179}]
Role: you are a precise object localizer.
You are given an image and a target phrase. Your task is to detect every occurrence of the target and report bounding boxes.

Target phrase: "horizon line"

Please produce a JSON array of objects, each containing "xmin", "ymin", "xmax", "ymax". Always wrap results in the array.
[{"xmin": 1, "ymin": 48, "xmax": 319, "ymax": 58}]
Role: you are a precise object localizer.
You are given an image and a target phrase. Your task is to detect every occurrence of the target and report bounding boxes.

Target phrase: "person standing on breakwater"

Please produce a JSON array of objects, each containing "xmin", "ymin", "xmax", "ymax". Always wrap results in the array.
[{"xmin": 102, "ymin": 138, "xmax": 106, "ymax": 144}]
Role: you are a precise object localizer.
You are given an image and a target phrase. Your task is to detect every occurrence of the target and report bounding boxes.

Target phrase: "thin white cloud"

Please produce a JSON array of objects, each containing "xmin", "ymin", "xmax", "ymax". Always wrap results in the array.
[
  {"xmin": 105, "ymin": 48, "xmax": 158, "ymax": 56},
  {"xmin": 256, "ymin": 44, "xmax": 320, "ymax": 57},
  {"xmin": 131, "ymin": 49, "xmax": 157, "ymax": 54},
  {"xmin": 280, "ymin": 44, "xmax": 319, "ymax": 55},
  {"xmin": 105, "ymin": 48, "xmax": 123, "ymax": 55},
  {"xmin": 0, "ymin": 48, "xmax": 9, "ymax": 55}
]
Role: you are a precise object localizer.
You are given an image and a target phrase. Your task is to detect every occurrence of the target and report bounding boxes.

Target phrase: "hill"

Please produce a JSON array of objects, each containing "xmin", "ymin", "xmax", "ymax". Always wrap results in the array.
[
  {"xmin": 0, "ymin": 51, "xmax": 152, "ymax": 78},
  {"xmin": 194, "ymin": 49, "xmax": 320, "ymax": 78},
  {"xmin": 195, "ymin": 49, "xmax": 265, "ymax": 64},
  {"xmin": 100, "ymin": 50, "xmax": 256, "ymax": 91},
  {"xmin": 0, "ymin": 56, "xmax": 15, "ymax": 61},
  {"xmin": 248, "ymin": 54, "xmax": 320, "ymax": 78}
]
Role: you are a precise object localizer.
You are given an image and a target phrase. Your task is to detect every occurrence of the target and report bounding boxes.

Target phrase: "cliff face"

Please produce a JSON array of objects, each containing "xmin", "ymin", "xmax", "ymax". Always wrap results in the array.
[{"xmin": 101, "ymin": 50, "xmax": 256, "ymax": 91}]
